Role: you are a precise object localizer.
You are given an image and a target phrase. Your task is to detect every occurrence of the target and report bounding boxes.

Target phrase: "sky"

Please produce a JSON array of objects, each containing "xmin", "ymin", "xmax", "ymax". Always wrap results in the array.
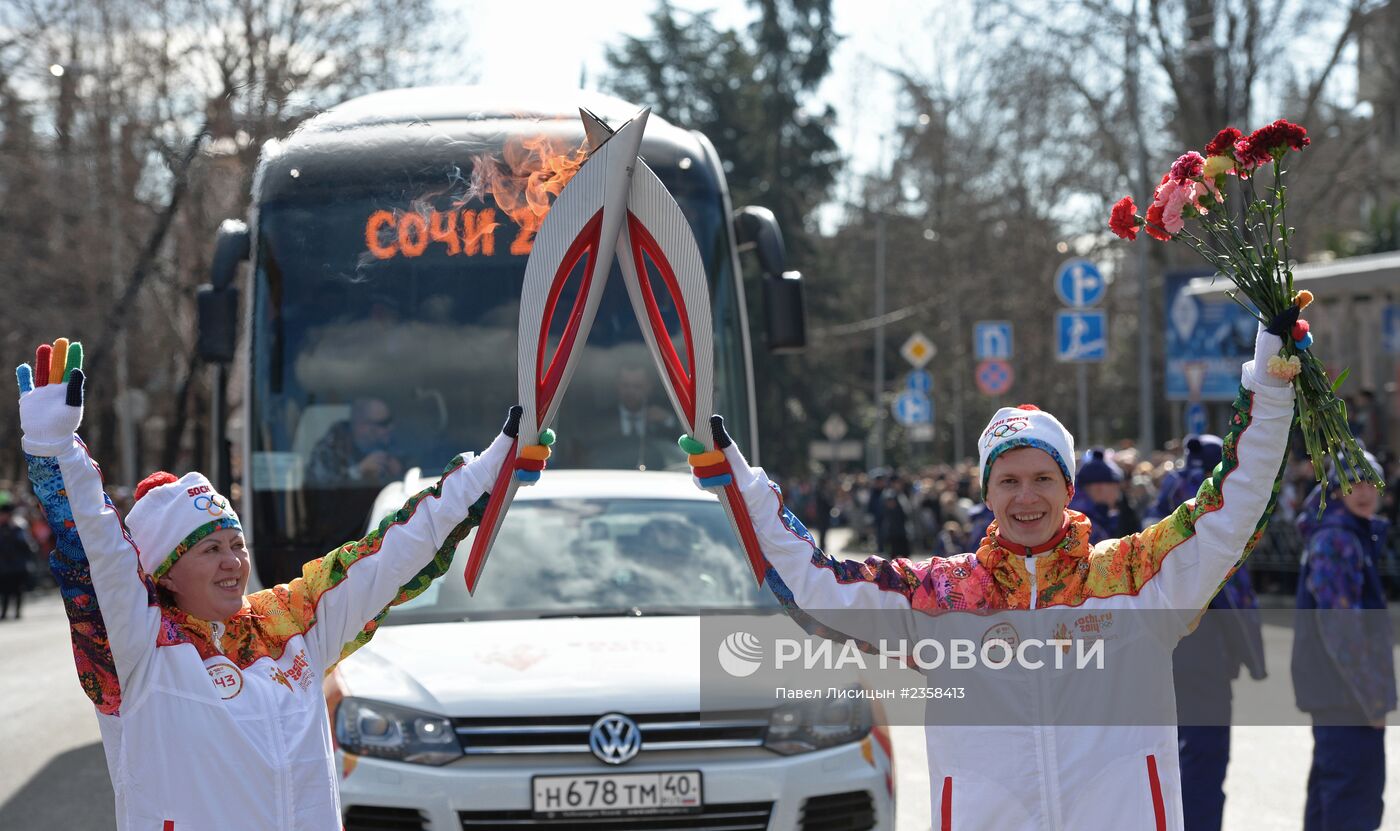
[
  {"xmin": 453, "ymin": 0, "xmax": 1362, "ymax": 233},
  {"xmin": 457, "ymin": 0, "xmax": 935, "ymax": 207}
]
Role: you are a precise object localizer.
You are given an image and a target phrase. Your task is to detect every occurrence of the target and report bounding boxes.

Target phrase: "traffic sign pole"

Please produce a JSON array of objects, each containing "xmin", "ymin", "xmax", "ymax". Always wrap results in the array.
[{"xmin": 1077, "ymin": 364, "xmax": 1088, "ymax": 446}]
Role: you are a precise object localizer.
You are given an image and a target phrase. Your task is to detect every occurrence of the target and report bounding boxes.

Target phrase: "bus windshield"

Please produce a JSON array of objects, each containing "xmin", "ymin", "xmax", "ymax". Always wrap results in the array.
[{"xmin": 246, "ymin": 149, "xmax": 752, "ymax": 583}]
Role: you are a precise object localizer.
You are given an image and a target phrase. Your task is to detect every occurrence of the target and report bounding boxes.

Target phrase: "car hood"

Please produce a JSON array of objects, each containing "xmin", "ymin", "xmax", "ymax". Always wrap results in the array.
[{"xmin": 337, "ymin": 615, "xmax": 729, "ymax": 717}]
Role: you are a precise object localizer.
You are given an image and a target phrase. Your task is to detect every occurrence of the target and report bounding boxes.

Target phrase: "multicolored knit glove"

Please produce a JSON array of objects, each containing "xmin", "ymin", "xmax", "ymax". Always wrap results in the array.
[
  {"xmin": 1255, "ymin": 305, "xmax": 1307, "ymax": 387},
  {"xmin": 16, "ymin": 337, "xmax": 85, "ymax": 456},
  {"xmin": 681, "ymin": 415, "xmax": 761, "ymax": 494},
  {"xmin": 499, "ymin": 406, "xmax": 554, "ymax": 487}
]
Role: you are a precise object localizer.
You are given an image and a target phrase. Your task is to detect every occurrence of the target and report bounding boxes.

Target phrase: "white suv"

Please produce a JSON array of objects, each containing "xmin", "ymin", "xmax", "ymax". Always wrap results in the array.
[{"xmin": 328, "ymin": 470, "xmax": 895, "ymax": 830}]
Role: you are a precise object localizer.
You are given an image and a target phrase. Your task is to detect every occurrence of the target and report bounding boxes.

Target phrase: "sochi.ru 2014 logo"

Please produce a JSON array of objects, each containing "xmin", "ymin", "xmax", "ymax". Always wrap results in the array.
[{"xmin": 717, "ymin": 631, "xmax": 764, "ymax": 677}]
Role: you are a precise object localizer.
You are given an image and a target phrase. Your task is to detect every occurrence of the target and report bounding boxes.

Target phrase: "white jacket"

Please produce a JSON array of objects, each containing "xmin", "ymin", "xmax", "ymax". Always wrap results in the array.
[
  {"xmin": 26, "ymin": 434, "xmax": 509, "ymax": 831},
  {"xmin": 735, "ymin": 363, "xmax": 1292, "ymax": 831}
]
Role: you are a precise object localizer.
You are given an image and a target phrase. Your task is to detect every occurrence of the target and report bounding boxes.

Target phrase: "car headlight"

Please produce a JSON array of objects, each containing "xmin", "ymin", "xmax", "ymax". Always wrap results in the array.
[
  {"xmin": 764, "ymin": 687, "xmax": 872, "ymax": 755},
  {"xmin": 334, "ymin": 697, "xmax": 460, "ymax": 765}
]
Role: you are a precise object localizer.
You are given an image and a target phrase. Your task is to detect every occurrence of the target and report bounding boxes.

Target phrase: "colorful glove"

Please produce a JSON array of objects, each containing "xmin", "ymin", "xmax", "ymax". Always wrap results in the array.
[
  {"xmin": 492, "ymin": 405, "xmax": 554, "ymax": 487},
  {"xmin": 1257, "ymin": 305, "xmax": 1305, "ymax": 386},
  {"xmin": 681, "ymin": 415, "xmax": 761, "ymax": 494},
  {"xmin": 17, "ymin": 338, "xmax": 85, "ymax": 456}
]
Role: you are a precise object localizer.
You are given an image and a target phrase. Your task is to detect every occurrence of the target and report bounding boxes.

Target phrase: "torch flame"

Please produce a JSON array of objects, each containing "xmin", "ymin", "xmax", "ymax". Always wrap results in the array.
[{"xmin": 466, "ymin": 134, "xmax": 589, "ymax": 255}]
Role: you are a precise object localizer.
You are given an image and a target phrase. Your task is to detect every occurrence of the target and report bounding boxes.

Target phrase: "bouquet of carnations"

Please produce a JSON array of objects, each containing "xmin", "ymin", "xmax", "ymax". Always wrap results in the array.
[{"xmin": 1109, "ymin": 120, "xmax": 1383, "ymax": 497}]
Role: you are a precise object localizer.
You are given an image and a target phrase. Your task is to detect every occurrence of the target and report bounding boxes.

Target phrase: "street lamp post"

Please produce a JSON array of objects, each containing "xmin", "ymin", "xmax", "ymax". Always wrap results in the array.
[{"xmin": 872, "ymin": 215, "xmax": 887, "ymax": 469}]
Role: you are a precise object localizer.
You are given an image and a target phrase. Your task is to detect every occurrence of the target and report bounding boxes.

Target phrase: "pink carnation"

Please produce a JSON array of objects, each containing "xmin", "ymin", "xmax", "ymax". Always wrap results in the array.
[
  {"xmin": 1151, "ymin": 178, "xmax": 1209, "ymax": 235},
  {"xmin": 1169, "ymin": 151, "xmax": 1205, "ymax": 184}
]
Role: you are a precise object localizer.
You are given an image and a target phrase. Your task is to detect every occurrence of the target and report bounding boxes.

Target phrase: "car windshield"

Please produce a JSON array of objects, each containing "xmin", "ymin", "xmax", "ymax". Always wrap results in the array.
[{"xmin": 384, "ymin": 497, "xmax": 780, "ymax": 623}]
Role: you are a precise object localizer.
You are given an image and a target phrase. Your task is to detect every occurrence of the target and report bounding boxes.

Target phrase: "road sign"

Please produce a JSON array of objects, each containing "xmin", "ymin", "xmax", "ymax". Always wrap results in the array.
[
  {"xmin": 892, "ymin": 390, "xmax": 933, "ymax": 425},
  {"xmin": 1185, "ymin": 402, "xmax": 1208, "ymax": 436},
  {"xmin": 974, "ymin": 321, "xmax": 1013, "ymax": 360},
  {"xmin": 1056, "ymin": 309, "xmax": 1107, "ymax": 362},
  {"xmin": 810, "ymin": 439, "xmax": 863, "ymax": 461},
  {"xmin": 821, "ymin": 414, "xmax": 848, "ymax": 441},
  {"xmin": 975, "ymin": 359, "xmax": 1014, "ymax": 396},
  {"xmin": 905, "ymin": 369, "xmax": 933, "ymax": 394},
  {"xmin": 900, "ymin": 332, "xmax": 936, "ymax": 367},
  {"xmin": 1164, "ymin": 271, "xmax": 1257, "ymax": 401},
  {"xmin": 1385, "ymin": 304, "xmax": 1400, "ymax": 355},
  {"xmin": 909, "ymin": 424, "xmax": 935, "ymax": 442},
  {"xmin": 1054, "ymin": 259, "xmax": 1106, "ymax": 308}
]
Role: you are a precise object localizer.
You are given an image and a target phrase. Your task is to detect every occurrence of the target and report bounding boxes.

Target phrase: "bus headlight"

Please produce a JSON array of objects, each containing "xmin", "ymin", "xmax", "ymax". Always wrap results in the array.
[
  {"xmin": 335, "ymin": 697, "xmax": 460, "ymax": 765},
  {"xmin": 764, "ymin": 688, "xmax": 872, "ymax": 755}
]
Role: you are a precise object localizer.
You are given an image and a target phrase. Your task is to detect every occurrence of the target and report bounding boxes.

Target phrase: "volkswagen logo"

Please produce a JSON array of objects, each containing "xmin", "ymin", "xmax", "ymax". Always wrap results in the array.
[{"xmin": 588, "ymin": 713, "xmax": 641, "ymax": 765}]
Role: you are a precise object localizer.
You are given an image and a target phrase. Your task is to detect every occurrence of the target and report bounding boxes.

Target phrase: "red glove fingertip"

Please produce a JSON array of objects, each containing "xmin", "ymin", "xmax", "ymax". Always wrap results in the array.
[{"xmin": 34, "ymin": 345, "xmax": 51, "ymax": 387}]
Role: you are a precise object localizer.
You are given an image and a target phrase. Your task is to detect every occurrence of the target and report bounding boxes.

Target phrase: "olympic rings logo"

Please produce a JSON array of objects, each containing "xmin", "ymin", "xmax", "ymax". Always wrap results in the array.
[
  {"xmin": 193, "ymin": 495, "xmax": 227, "ymax": 516},
  {"xmin": 983, "ymin": 420, "xmax": 1029, "ymax": 446}
]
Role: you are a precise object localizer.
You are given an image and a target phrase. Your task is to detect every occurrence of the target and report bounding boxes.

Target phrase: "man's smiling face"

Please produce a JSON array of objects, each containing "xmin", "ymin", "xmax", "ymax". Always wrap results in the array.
[{"xmin": 986, "ymin": 447, "xmax": 1071, "ymax": 547}]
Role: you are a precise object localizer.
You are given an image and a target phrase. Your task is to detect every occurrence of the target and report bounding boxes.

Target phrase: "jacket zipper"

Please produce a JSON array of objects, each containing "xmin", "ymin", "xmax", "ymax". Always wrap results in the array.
[
  {"xmin": 1024, "ymin": 554, "xmax": 1064, "ymax": 830},
  {"xmin": 1026, "ymin": 554, "xmax": 1037, "ymax": 609},
  {"xmin": 209, "ymin": 620, "xmax": 225, "ymax": 654},
  {"xmin": 940, "ymin": 776, "xmax": 952, "ymax": 830}
]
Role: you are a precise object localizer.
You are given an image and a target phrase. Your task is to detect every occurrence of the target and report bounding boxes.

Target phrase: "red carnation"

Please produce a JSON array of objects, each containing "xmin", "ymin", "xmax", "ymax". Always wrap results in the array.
[
  {"xmin": 1109, "ymin": 196, "xmax": 1139, "ymax": 240},
  {"xmin": 1239, "ymin": 119, "xmax": 1310, "ymax": 169},
  {"xmin": 1253, "ymin": 119, "xmax": 1310, "ymax": 152},
  {"xmin": 1204, "ymin": 127, "xmax": 1242, "ymax": 157},
  {"xmin": 1143, "ymin": 202, "xmax": 1172, "ymax": 241},
  {"xmin": 1233, "ymin": 141, "xmax": 1269, "ymax": 173}
]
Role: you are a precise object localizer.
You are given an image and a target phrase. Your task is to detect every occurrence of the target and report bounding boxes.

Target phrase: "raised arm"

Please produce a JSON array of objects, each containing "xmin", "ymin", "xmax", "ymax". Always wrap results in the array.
[
  {"xmin": 687, "ymin": 416, "xmax": 930, "ymax": 649},
  {"xmin": 19, "ymin": 339, "xmax": 161, "ymax": 714},
  {"xmin": 1091, "ymin": 324, "xmax": 1294, "ymax": 617},
  {"xmin": 257, "ymin": 407, "xmax": 547, "ymax": 671}
]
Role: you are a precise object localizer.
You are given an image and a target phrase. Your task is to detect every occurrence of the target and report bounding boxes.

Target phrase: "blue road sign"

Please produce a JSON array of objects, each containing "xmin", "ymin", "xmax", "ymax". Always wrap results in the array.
[
  {"xmin": 1385, "ymin": 304, "xmax": 1400, "ymax": 355},
  {"xmin": 1164, "ymin": 271, "xmax": 1257, "ymax": 400},
  {"xmin": 905, "ymin": 369, "xmax": 933, "ymax": 395},
  {"xmin": 1056, "ymin": 310, "xmax": 1107, "ymax": 362},
  {"xmin": 1185, "ymin": 402, "xmax": 1208, "ymax": 436},
  {"xmin": 975, "ymin": 359, "xmax": 1014, "ymax": 396},
  {"xmin": 892, "ymin": 391, "xmax": 933, "ymax": 425},
  {"xmin": 974, "ymin": 321, "xmax": 1013, "ymax": 360},
  {"xmin": 1054, "ymin": 259, "xmax": 1106, "ymax": 308}
]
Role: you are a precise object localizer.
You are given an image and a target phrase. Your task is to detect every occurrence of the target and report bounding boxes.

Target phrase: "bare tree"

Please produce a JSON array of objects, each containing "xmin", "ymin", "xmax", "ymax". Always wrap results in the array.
[{"xmin": 0, "ymin": 0, "xmax": 455, "ymax": 484}]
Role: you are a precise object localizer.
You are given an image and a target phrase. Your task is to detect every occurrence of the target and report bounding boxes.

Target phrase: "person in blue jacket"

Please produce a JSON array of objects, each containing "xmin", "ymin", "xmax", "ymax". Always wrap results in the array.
[
  {"xmin": 1067, "ymin": 447, "xmax": 1140, "ymax": 544},
  {"xmin": 1293, "ymin": 451, "xmax": 1395, "ymax": 831},
  {"xmin": 1158, "ymin": 433, "xmax": 1267, "ymax": 831}
]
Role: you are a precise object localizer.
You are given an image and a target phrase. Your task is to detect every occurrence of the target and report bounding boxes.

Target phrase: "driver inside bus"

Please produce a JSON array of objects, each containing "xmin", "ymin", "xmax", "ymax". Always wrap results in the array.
[
  {"xmin": 17, "ymin": 336, "xmax": 553, "ymax": 831},
  {"xmin": 307, "ymin": 396, "xmax": 405, "ymax": 487},
  {"xmin": 588, "ymin": 364, "xmax": 676, "ymax": 470}
]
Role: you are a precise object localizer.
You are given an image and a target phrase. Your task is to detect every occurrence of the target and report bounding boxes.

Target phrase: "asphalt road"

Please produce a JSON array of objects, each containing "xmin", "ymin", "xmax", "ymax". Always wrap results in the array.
[{"xmin": 3, "ymin": 591, "xmax": 1398, "ymax": 830}]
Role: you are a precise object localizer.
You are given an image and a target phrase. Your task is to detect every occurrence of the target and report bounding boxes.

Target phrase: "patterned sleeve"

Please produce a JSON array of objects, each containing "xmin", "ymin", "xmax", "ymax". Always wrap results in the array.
[
  {"xmin": 1303, "ymin": 528, "xmax": 1392, "ymax": 721},
  {"xmin": 256, "ymin": 447, "xmax": 503, "ymax": 672},
  {"xmin": 1085, "ymin": 374, "xmax": 1291, "ymax": 616},
  {"xmin": 27, "ymin": 450, "xmax": 157, "ymax": 715}
]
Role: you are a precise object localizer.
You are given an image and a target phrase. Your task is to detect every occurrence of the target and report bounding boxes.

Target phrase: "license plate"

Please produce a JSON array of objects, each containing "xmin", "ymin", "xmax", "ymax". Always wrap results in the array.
[{"xmin": 532, "ymin": 770, "xmax": 702, "ymax": 818}]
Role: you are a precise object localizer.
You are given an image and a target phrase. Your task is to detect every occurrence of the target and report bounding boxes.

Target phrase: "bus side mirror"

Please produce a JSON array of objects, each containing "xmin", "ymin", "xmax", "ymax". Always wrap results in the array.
[
  {"xmin": 197, "ymin": 285, "xmax": 240, "ymax": 363},
  {"xmin": 734, "ymin": 206, "xmax": 806, "ymax": 352},
  {"xmin": 733, "ymin": 206, "xmax": 786, "ymax": 277},
  {"xmin": 199, "ymin": 219, "xmax": 249, "ymax": 363},
  {"xmin": 211, "ymin": 219, "xmax": 249, "ymax": 291},
  {"xmin": 763, "ymin": 271, "xmax": 806, "ymax": 353}
]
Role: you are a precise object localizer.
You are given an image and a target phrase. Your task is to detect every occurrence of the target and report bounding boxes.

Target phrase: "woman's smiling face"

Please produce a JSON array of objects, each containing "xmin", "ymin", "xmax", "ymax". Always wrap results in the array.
[{"xmin": 161, "ymin": 528, "xmax": 250, "ymax": 621}]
